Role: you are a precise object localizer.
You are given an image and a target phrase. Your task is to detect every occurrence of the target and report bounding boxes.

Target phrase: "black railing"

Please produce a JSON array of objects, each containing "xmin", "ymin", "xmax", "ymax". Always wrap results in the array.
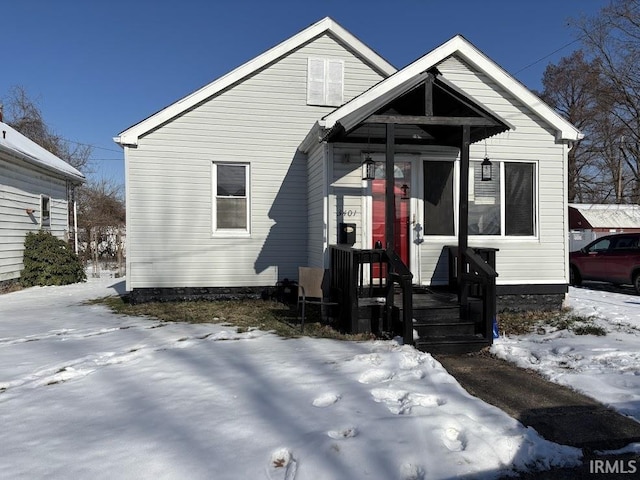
[
  {"xmin": 329, "ymin": 245, "xmax": 413, "ymax": 342},
  {"xmin": 447, "ymin": 246, "xmax": 498, "ymax": 341}
]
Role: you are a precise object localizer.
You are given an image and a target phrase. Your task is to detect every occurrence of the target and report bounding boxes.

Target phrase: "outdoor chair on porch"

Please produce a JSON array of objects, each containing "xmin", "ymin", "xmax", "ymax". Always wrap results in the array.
[{"xmin": 296, "ymin": 267, "xmax": 339, "ymax": 332}]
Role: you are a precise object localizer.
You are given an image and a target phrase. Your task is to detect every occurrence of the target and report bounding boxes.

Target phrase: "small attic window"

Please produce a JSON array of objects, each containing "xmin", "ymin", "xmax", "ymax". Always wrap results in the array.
[{"xmin": 307, "ymin": 58, "xmax": 344, "ymax": 107}]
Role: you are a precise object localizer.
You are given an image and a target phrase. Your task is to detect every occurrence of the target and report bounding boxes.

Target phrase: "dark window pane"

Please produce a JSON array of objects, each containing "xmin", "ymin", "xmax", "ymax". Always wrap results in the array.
[
  {"xmin": 505, "ymin": 163, "xmax": 534, "ymax": 235},
  {"xmin": 217, "ymin": 165, "xmax": 246, "ymax": 196},
  {"xmin": 217, "ymin": 198, "xmax": 247, "ymax": 229},
  {"xmin": 424, "ymin": 161, "xmax": 454, "ymax": 235}
]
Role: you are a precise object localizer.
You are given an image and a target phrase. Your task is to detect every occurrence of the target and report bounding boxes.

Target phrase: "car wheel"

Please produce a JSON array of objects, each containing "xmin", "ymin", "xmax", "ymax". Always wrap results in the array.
[
  {"xmin": 634, "ymin": 273, "xmax": 640, "ymax": 295},
  {"xmin": 570, "ymin": 265, "xmax": 582, "ymax": 286}
]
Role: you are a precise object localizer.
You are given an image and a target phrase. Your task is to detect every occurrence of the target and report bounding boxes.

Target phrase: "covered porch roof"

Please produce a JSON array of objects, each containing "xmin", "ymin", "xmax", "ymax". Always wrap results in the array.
[{"xmin": 322, "ymin": 70, "xmax": 511, "ymax": 147}]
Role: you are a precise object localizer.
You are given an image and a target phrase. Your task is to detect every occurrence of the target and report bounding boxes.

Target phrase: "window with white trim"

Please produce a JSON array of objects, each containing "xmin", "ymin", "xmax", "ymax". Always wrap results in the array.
[
  {"xmin": 40, "ymin": 195, "xmax": 51, "ymax": 229},
  {"xmin": 212, "ymin": 163, "xmax": 250, "ymax": 234},
  {"xmin": 307, "ymin": 58, "xmax": 344, "ymax": 107},
  {"xmin": 468, "ymin": 160, "xmax": 536, "ymax": 236}
]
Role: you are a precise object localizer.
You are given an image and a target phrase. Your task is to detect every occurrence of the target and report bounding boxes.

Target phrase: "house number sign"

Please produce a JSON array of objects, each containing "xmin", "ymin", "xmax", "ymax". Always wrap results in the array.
[{"xmin": 337, "ymin": 209, "xmax": 357, "ymax": 217}]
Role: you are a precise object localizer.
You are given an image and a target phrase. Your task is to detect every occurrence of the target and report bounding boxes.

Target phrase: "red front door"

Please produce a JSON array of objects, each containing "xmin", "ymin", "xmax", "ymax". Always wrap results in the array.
[{"xmin": 371, "ymin": 161, "xmax": 411, "ymax": 275}]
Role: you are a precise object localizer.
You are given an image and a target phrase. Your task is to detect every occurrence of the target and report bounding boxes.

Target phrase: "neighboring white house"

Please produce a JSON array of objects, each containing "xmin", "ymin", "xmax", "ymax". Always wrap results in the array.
[
  {"xmin": 0, "ymin": 120, "xmax": 85, "ymax": 283},
  {"xmin": 115, "ymin": 17, "xmax": 582, "ymax": 305}
]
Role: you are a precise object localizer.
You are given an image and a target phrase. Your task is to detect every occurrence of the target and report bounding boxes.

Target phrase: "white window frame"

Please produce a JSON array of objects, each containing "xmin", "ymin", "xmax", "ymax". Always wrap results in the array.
[
  {"xmin": 40, "ymin": 194, "xmax": 51, "ymax": 229},
  {"xmin": 212, "ymin": 162, "xmax": 250, "ymax": 237},
  {"xmin": 307, "ymin": 58, "xmax": 344, "ymax": 107},
  {"xmin": 468, "ymin": 159, "xmax": 539, "ymax": 239}
]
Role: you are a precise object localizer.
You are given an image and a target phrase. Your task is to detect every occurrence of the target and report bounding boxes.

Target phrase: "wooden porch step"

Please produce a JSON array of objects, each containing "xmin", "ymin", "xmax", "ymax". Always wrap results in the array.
[
  {"xmin": 415, "ymin": 335, "xmax": 490, "ymax": 355},
  {"xmin": 413, "ymin": 320, "xmax": 476, "ymax": 337}
]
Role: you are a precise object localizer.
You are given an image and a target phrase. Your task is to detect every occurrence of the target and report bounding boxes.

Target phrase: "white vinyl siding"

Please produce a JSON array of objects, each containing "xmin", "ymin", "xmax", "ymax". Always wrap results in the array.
[
  {"xmin": 307, "ymin": 58, "xmax": 344, "ymax": 106},
  {"xmin": 307, "ymin": 144, "xmax": 326, "ymax": 268},
  {"xmin": 430, "ymin": 55, "xmax": 568, "ymax": 286},
  {"xmin": 125, "ymin": 33, "xmax": 386, "ymax": 289},
  {"xmin": 0, "ymin": 155, "xmax": 69, "ymax": 282}
]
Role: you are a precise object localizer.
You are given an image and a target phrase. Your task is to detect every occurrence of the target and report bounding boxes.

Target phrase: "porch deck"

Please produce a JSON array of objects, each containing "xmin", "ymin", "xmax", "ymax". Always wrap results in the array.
[{"xmin": 329, "ymin": 245, "xmax": 497, "ymax": 354}]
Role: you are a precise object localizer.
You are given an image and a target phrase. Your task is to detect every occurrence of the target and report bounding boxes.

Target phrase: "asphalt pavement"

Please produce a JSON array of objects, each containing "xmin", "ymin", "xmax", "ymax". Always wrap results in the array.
[{"xmin": 435, "ymin": 351, "xmax": 640, "ymax": 479}]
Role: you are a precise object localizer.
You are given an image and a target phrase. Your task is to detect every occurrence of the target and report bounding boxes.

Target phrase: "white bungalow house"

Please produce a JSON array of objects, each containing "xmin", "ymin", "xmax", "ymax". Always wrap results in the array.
[
  {"xmin": 115, "ymin": 18, "xmax": 581, "ymax": 348},
  {"xmin": 0, "ymin": 119, "xmax": 85, "ymax": 283}
]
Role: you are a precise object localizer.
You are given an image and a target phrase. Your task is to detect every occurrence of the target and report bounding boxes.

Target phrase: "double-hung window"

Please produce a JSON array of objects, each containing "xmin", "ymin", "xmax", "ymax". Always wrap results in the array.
[
  {"xmin": 213, "ymin": 163, "xmax": 250, "ymax": 235},
  {"xmin": 307, "ymin": 58, "xmax": 344, "ymax": 107}
]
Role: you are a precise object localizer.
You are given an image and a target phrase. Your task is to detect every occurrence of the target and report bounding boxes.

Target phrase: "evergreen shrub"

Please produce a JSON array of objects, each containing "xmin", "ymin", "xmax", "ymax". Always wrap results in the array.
[{"xmin": 20, "ymin": 231, "xmax": 86, "ymax": 287}]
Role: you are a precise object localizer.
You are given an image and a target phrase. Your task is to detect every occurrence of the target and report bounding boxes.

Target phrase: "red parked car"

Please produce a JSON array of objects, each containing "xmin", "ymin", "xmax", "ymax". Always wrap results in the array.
[{"xmin": 569, "ymin": 233, "xmax": 640, "ymax": 294}]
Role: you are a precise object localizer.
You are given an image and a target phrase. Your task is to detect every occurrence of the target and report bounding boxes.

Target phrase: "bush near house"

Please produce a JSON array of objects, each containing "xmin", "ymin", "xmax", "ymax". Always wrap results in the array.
[{"xmin": 20, "ymin": 231, "xmax": 86, "ymax": 287}]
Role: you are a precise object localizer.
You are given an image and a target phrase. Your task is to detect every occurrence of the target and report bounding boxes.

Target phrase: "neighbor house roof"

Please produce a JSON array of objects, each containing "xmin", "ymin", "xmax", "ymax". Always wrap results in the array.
[
  {"xmin": 321, "ymin": 35, "xmax": 583, "ymax": 143},
  {"xmin": 569, "ymin": 203, "xmax": 640, "ymax": 229},
  {"xmin": 114, "ymin": 17, "xmax": 397, "ymax": 147},
  {"xmin": 0, "ymin": 121, "xmax": 85, "ymax": 183}
]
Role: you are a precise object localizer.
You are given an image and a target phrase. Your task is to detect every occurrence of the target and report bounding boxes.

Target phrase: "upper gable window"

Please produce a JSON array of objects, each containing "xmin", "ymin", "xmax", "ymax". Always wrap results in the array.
[{"xmin": 307, "ymin": 58, "xmax": 344, "ymax": 107}]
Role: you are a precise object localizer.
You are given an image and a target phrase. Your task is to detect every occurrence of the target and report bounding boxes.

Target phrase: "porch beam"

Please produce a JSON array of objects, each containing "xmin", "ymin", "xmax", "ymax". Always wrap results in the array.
[
  {"xmin": 385, "ymin": 123, "xmax": 395, "ymax": 253},
  {"xmin": 364, "ymin": 115, "xmax": 500, "ymax": 127},
  {"xmin": 457, "ymin": 124, "xmax": 470, "ymax": 307}
]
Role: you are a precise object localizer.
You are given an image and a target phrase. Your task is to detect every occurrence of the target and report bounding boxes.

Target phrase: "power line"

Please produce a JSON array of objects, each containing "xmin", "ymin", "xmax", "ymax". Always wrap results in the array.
[{"xmin": 514, "ymin": 37, "xmax": 582, "ymax": 75}]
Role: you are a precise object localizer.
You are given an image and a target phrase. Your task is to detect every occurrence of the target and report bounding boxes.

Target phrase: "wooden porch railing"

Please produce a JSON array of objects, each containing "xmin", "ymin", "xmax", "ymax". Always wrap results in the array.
[
  {"xmin": 329, "ymin": 245, "xmax": 413, "ymax": 342},
  {"xmin": 447, "ymin": 246, "xmax": 498, "ymax": 341}
]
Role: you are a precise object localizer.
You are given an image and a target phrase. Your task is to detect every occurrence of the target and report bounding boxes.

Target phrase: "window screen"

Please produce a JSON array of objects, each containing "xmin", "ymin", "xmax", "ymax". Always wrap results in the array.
[
  {"xmin": 424, "ymin": 161, "xmax": 454, "ymax": 235},
  {"xmin": 505, "ymin": 162, "xmax": 535, "ymax": 236}
]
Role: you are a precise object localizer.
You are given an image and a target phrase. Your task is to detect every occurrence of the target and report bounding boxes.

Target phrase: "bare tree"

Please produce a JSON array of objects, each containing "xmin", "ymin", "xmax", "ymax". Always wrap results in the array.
[
  {"xmin": 538, "ymin": 51, "xmax": 605, "ymax": 202},
  {"xmin": 574, "ymin": 0, "xmax": 640, "ymax": 202},
  {"xmin": 2, "ymin": 85, "xmax": 92, "ymax": 172},
  {"xmin": 76, "ymin": 178, "xmax": 126, "ymax": 276}
]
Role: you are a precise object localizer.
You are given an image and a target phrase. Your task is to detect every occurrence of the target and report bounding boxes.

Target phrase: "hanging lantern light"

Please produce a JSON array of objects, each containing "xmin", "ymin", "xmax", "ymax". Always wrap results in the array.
[
  {"xmin": 481, "ymin": 156, "xmax": 492, "ymax": 182},
  {"xmin": 362, "ymin": 154, "xmax": 375, "ymax": 181},
  {"xmin": 481, "ymin": 157, "xmax": 493, "ymax": 181}
]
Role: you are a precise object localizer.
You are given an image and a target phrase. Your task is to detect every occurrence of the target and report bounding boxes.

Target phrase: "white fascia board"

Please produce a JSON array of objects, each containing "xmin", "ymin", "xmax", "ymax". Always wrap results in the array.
[
  {"xmin": 299, "ymin": 121, "xmax": 324, "ymax": 153},
  {"xmin": 115, "ymin": 17, "xmax": 396, "ymax": 147},
  {"xmin": 451, "ymin": 37, "xmax": 583, "ymax": 142},
  {"xmin": 322, "ymin": 35, "xmax": 583, "ymax": 143}
]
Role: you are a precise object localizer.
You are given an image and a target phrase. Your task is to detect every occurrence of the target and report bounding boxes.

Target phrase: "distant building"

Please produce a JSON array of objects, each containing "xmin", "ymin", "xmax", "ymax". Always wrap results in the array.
[{"xmin": 569, "ymin": 203, "xmax": 640, "ymax": 251}]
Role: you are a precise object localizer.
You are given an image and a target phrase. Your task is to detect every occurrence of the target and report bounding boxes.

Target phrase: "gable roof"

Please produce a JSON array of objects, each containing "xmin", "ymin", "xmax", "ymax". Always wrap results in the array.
[
  {"xmin": 321, "ymin": 35, "xmax": 583, "ymax": 143},
  {"xmin": 0, "ymin": 121, "xmax": 85, "ymax": 183},
  {"xmin": 114, "ymin": 17, "xmax": 396, "ymax": 147}
]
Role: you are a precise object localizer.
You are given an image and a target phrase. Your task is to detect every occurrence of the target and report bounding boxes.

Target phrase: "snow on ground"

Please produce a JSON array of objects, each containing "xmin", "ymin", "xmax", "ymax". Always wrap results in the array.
[
  {"xmin": 493, "ymin": 284, "xmax": 640, "ymax": 423},
  {"xmin": 0, "ymin": 277, "xmax": 583, "ymax": 479}
]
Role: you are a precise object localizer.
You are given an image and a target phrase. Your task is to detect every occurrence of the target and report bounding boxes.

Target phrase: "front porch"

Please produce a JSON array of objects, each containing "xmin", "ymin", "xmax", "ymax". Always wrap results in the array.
[{"xmin": 329, "ymin": 244, "xmax": 498, "ymax": 353}]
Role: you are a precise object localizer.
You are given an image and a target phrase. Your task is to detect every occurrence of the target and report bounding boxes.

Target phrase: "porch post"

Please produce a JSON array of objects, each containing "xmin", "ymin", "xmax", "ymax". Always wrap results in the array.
[
  {"xmin": 385, "ymin": 123, "xmax": 395, "ymax": 252},
  {"xmin": 457, "ymin": 125, "xmax": 470, "ymax": 306}
]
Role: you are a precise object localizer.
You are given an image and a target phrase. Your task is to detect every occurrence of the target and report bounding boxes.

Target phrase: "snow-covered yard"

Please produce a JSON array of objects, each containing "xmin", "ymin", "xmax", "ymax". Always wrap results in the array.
[
  {"xmin": 1, "ymin": 278, "xmax": 637, "ymax": 479},
  {"xmin": 493, "ymin": 284, "xmax": 640, "ymax": 424}
]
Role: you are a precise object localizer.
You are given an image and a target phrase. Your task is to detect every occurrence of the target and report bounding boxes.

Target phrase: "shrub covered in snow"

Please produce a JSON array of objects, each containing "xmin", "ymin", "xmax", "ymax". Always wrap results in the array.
[{"xmin": 20, "ymin": 231, "xmax": 86, "ymax": 287}]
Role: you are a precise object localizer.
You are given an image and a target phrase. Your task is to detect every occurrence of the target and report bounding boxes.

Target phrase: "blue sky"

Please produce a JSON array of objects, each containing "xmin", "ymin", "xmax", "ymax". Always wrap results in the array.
[{"xmin": 2, "ymin": 0, "xmax": 607, "ymax": 187}]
